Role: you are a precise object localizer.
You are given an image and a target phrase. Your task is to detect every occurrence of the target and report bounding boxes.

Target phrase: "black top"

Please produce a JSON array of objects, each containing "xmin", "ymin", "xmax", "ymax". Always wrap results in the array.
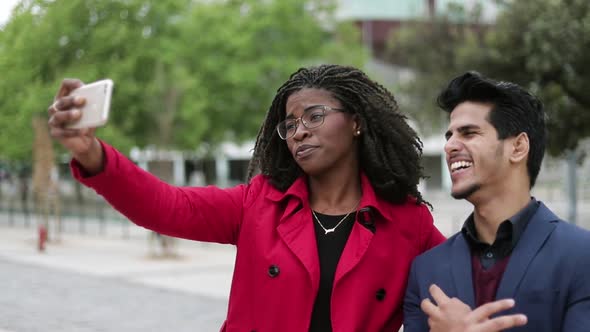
[
  {"xmin": 308, "ymin": 211, "xmax": 356, "ymax": 332},
  {"xmin": 462, "ymin": 198, "xmax": 539, "ymax": 270}
]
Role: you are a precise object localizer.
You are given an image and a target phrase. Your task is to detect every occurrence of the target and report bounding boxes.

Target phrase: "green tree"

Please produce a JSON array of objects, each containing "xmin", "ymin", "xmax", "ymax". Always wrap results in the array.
[
  {"xmin": 385, "ymin": 0, "xmax": 590, "ymax": 223},
  {"xmin": 386, "ymin": 0, "xmax": 590, "ymax": 154},
  {"xmin": 385, "ymin": 2, "xmax": 488, "ymax": 132},
  {"xmin": 475, "ymin": 0, "xmax": 590, "ymax": 155},
  {"xmin": 0, "ymin": 0, "xmax": 365, "ymax": 163}
]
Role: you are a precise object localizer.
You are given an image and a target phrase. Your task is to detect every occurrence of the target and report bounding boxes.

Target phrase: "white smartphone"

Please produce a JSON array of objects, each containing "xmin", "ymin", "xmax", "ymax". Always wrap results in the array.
[{"xmin": 66, "ymin": 79, "xmax": 114, "ymax": 129}]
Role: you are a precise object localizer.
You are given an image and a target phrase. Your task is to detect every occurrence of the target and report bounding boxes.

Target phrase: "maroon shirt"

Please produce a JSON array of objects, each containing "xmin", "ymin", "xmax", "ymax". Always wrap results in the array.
[{"xmin": 462, "ymin": 199, "xmax": 539, "ymax": 305}]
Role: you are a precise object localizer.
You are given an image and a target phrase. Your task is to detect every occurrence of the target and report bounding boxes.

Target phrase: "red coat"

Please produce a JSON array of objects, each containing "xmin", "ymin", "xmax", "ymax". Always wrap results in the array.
[{"xmin": 72, "ymin": 142, "xmax": 445, "ymax": 332}]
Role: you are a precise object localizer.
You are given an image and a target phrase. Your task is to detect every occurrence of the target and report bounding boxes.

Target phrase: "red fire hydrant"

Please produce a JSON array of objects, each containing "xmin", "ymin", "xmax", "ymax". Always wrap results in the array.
[{"xmin": 38, "ymin": 224, "xmax": 47, "ymax": 252}]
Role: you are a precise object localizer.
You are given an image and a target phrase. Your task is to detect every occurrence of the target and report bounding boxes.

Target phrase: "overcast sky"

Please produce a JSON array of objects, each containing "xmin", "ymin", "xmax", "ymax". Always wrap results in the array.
[{"xmin": 0, "ymin": 0, "xmax": 19, "ymax": 26}]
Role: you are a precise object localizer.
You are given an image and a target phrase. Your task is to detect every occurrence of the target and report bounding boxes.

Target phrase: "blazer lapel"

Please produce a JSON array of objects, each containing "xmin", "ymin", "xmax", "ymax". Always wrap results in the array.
[
  {"xmin": 451, "ymin": 234, "xmax": 476, "ymax": 308},
  {"xmin": 496, "ymin": 203, "xmax": 558, "ymax": 299}
]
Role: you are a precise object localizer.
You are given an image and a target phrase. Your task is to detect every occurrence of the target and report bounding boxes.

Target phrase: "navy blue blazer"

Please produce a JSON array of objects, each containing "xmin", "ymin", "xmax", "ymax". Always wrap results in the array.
[{"xmin": 404, "ymin": 202, "xmax": 590, "ymax": 332}]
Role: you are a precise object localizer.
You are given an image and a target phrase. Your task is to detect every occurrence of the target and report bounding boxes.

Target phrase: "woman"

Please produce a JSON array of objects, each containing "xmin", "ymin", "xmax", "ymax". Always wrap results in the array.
[{"xmin": 48, "ymin": 64, "xmax": 445, "ymax": 332}]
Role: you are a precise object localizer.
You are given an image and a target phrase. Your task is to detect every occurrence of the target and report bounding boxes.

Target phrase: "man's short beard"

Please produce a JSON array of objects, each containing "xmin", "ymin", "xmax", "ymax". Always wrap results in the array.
[{"xmin": 451, "ymin": 183, "xmax": 481, "ymax": 200}]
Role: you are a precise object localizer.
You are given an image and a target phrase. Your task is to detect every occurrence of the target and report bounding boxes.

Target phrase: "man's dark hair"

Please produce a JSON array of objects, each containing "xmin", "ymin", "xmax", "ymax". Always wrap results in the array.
[
  {"xmin": 437, "ymin": 71, "xmax": 546, "ymax": 188},
  {"xmin": 247, "ymin": 64, "xmax": 427, "ymax": 205}
]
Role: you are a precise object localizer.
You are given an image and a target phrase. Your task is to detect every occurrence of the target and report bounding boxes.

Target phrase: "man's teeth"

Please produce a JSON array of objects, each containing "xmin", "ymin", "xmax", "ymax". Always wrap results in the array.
[{"xmin": 451, "ymin": 161, "xmax": 473, "ymax": 172}]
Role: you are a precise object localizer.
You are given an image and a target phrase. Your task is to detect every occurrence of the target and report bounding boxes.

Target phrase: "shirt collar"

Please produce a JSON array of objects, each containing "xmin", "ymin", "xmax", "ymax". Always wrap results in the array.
[{"xmin": 462, "ymin": 198, "xmax": 539, "ymax": 251}]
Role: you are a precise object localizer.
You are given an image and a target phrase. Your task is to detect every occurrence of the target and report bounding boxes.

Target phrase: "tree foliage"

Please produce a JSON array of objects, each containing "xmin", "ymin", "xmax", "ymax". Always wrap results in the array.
[
  {"xmin": 386, "ymin": 0, "xmax": 590, "ymax": 156},
  {"xmin": 0, "ymin": 0, "xmax": 366, "ymax": 162},
  {"xmin": 475, "ymin": 0, "xmax": 590, "ymax": 155},
  {"xmin": 385, "ymin": 3, "xmax": 487, "ymax": 132}
]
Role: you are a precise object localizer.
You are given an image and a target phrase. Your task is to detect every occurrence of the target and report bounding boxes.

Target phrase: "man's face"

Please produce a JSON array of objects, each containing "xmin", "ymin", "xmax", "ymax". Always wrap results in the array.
[{"xmin": 444, "ymin": 102, "xmax": 510, "ymax": 201}]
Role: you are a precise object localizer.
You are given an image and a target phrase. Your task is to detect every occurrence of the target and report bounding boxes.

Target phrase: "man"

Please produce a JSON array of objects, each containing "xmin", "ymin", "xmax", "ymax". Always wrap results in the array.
[{"xmin": 404, "ymin": 72, "xmax": 590, "ymax": 332}]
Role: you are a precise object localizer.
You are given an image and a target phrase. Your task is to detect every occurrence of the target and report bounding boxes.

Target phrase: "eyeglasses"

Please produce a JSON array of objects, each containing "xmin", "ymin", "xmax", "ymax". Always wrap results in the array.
[{"xmin": 276, "ymin": 105, "xmax": 345, "ymax": 140}]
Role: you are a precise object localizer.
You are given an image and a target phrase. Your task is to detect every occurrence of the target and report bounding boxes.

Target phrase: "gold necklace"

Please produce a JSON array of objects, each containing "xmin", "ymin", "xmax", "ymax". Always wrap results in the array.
[{"xmin": 312, "ymin": 201, "xmax": 360, "ymax": 235}]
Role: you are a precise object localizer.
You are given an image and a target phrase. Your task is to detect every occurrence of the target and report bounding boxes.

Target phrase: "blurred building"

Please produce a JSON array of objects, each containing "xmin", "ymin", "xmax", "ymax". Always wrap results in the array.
[
  {"xmin": 129, "ymin": 141, "xmax": 254, "ymax": 188},
  {"xmin": 336, "ymin": 0, "xmax": 498, "ymax": 59}
]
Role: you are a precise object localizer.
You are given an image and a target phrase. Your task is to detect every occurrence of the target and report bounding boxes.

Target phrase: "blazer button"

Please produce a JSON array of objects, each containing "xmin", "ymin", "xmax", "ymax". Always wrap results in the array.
[
  {"xmin": 376, "ymin": 288, "xmax": 386, "ymax": 301},
  {"xmin": 268, "ymin": 265, "xmax": 280, "ymax": 278}
]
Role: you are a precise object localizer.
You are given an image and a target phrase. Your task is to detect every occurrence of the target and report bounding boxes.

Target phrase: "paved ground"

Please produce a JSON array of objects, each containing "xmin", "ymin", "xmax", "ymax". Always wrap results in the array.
[
  {"xmin": 0, "ymin": 259, "xmax": 227, "ymax": 332},
  {"xmin": 0, "ymin": 221, "xmax": 235, "ymax": 332}
]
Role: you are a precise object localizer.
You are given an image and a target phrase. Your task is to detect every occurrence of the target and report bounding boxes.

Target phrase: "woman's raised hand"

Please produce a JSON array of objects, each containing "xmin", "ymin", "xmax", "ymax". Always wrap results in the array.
[{"xmin": 48, "ymin": 78, "xmax": 104, "ymax": 175}]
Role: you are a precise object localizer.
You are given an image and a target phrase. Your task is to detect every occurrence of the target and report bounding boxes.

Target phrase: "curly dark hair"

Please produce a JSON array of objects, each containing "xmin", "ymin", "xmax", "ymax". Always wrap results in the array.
[{"xmin": 247, "ymin": 64, "xmax": 427, "ymax": 205}]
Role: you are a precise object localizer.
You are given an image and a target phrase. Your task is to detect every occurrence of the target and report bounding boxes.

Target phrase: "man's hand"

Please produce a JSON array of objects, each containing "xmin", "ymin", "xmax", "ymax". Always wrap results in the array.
[{"xmin": 421, "ymin": 284, "xmax": 527, "ymax": 332}]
